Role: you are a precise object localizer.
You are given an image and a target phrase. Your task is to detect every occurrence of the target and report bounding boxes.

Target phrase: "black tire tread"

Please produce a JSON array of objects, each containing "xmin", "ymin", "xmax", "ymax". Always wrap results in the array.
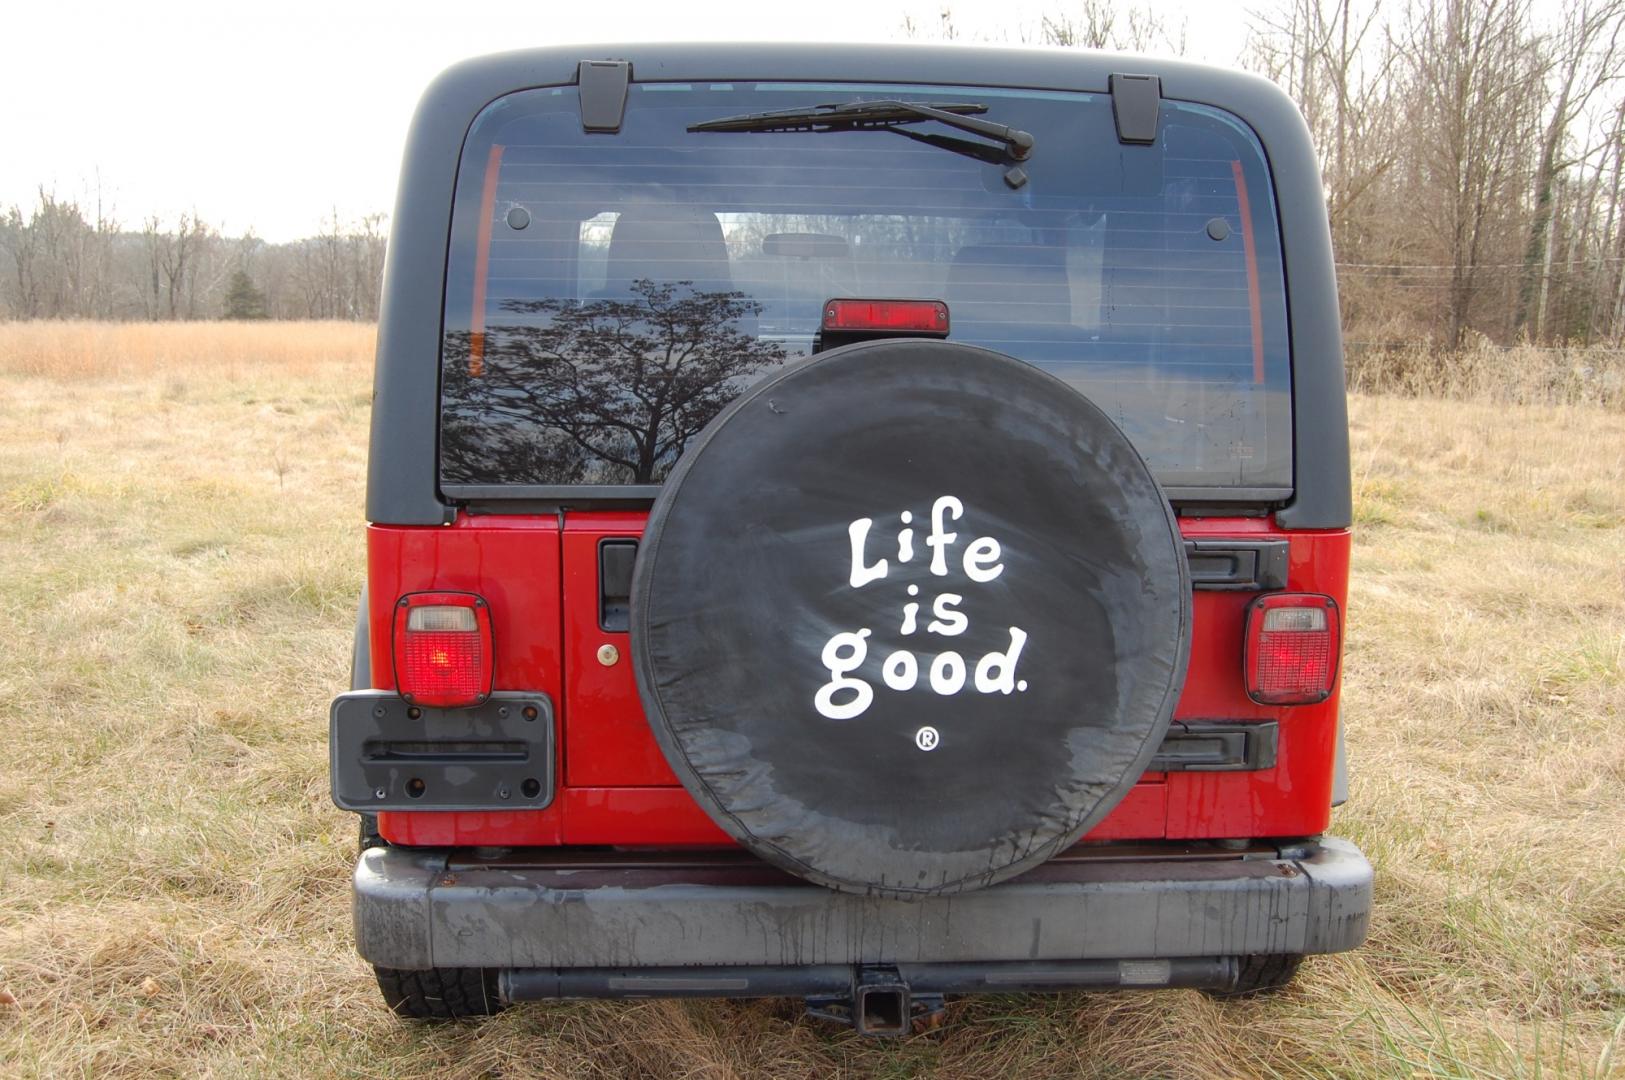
[
  {"xmin": 358, "ymin": 813, "xmax": 382, "ymax": 853},
  {"xmin": 1210, "ymin": 954, "xmax": 1304, "ymax": 998},
  {"xmin": 374, "ymin": 966, "xmax": 504, "ymax": 1020}
]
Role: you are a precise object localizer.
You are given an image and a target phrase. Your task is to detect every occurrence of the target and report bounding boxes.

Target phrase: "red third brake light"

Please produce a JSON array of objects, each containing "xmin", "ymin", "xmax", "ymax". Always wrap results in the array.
[
  {"xmin": 392, "ymin": 592, "xmax": 494, "ymax": 708},
  {"xmin": 1244, "ymin": 593, "xmax": 1341, "ymax": 705},
  {"xmin": 823, "ymin": 298, "xmax": 950, "ymax": 335}
]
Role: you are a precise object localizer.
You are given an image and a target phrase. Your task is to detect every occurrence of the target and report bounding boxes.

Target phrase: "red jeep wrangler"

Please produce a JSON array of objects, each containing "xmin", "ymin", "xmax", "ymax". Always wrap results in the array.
[{"xmin": 332, "ymin": 43, "xmax": 1370, "ymax": 1033}]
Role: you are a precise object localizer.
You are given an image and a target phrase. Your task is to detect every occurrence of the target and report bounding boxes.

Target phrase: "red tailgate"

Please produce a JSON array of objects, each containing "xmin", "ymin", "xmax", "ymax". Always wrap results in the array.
[{"xmin": 374, "ymin": 513, "xmax": 1346, "ymax": 847}]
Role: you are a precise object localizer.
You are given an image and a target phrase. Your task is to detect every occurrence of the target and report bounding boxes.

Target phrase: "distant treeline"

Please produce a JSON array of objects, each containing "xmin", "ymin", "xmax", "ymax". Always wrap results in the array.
[
  {"xmin": 6, "ymin": 0, "xmax": 1625, "ymax": 351},
  {"xmin": 0, "ymin": 198, "xmax": 386, "ymax": 322}
]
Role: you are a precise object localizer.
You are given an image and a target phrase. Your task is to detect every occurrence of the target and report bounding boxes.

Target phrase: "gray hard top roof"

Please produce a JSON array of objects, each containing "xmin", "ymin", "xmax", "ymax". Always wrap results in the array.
[
  {"xmin": 428, "ymin": 41, "xmax": 1281, "ymax": 97},
  {"xmin": 367, "ymin": 42, "xmax": 1350, "ymax": 529}
]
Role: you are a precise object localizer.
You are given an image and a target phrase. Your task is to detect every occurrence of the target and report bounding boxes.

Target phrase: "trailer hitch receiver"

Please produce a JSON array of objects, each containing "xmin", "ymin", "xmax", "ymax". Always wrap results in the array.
[{"xmin": 805, "ymin": 966, "xmax": 945, "ymax": 1037}]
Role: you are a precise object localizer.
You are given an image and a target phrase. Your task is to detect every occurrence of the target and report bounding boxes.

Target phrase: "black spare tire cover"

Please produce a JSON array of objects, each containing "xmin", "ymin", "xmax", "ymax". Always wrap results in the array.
[{"xmin": 631, "ymin": 339, "xmax": 1190, "ymax": 898}]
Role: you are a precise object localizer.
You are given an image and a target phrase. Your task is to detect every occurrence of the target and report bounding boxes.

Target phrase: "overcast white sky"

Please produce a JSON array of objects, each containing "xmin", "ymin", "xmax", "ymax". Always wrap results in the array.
[
  {"xmin": 0, "ymin": 0, "xmax": 1270, "ymax": 240},
  {"xmin": 9, "ymin": 0, "xmax": 1579, "ymax": 242}
]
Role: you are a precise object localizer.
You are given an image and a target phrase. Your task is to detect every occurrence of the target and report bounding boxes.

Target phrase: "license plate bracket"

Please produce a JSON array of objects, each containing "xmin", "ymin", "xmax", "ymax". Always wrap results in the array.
[{"xmin": 330, "ymin": 690, "xmax": 555, "ymax": 811}]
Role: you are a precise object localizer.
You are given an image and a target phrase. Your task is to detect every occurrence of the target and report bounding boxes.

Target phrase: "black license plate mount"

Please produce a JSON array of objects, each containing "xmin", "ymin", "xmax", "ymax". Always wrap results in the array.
[{"xmin": 330, "ymin": 690, "xmax": 555, "ymax": 811}]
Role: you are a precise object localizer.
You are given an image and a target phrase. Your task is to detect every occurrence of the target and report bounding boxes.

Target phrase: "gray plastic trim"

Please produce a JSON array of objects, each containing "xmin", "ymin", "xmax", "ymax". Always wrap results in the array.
[
  {"xmin": 1109, "ymin": 73, "xmax": 1161, "ymax": 143},
  {"xmin": 353, "ymin": 837, "xmax": 1372, "ymax": 969},
  {"xmin": 367, "ymin": 44, "xmax": 1350, "ymax": 529},
  {"xmin": 578, "ymin": 60, "xmax": 632, "ymax": 132},
  {"xmin": 349, "ymin": 586, "xmax": 371, "ymax": 692}
]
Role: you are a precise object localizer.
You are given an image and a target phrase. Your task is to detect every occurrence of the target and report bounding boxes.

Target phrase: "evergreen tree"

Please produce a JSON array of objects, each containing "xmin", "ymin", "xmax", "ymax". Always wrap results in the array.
[{"xmin": 223, "ymin": 269, "xmax": 267, "ymax": 319}]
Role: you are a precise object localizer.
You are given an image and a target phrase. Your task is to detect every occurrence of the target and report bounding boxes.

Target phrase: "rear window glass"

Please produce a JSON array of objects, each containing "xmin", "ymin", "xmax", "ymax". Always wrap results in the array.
[{"xmin": 439, "ymin": 82, "xmax": 1292, "ymax": 495}]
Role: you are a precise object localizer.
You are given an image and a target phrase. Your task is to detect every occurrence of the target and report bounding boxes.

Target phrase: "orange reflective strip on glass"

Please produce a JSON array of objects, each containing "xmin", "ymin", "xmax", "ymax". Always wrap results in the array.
[
  {"xmin": 468, "ymin": 144, "xmax": 506, "ymax": 378},
  {"xmin": 1230, "ymin": 160, "xmax": 1266, "ymax": 385}
]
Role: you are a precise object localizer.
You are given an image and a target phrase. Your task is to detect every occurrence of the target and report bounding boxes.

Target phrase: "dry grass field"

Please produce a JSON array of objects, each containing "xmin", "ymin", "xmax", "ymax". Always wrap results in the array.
[{"xmin": 0, "ymin": 321, "xmax": 1621, "ymax": 1079}]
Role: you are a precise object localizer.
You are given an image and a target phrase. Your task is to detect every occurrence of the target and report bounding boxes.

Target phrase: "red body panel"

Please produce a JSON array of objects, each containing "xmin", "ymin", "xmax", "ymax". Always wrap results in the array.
[
  {"xmin": 373, "ymin": 513, "xmax": 1349, "ymax": 848},
  {"xmin": 561, "ymin": 515, "xmax": 678, "ymax": 788}
]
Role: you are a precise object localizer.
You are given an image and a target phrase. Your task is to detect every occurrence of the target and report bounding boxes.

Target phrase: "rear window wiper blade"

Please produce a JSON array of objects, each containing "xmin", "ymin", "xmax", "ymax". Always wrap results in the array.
[
  {"xmin": 688, "ymin": 100, "xmax": 1035, "ymax": 158},
  {"xmin": 688, "ymin": 100, "xmax": 1036, "ymax": 187}
]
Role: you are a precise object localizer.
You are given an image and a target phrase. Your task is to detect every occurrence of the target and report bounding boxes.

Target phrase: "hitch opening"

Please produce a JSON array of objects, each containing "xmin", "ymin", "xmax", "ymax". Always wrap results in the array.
[
  {"xmin": 804, "ymin": 967, "xmax": 947, "ymax": 1037},
  {"xmin": 856, "ymin": 977, "xmax": 908, "ymax": 1036}
]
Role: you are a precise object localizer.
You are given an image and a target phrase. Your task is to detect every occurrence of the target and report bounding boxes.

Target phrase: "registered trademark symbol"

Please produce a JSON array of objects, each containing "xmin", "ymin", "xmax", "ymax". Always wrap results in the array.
[{"xmin": 915, "ymin": 726, "xmax": 940, "ymax": 751}]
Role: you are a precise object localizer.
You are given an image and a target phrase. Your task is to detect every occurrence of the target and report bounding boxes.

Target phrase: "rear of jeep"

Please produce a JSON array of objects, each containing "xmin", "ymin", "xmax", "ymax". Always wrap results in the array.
[{"xmin": 332, "ymin": 44, "xmax": 1370, "ymax": 1032}]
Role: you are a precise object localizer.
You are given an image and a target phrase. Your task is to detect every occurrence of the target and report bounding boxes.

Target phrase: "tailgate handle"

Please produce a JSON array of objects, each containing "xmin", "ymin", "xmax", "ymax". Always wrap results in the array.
[
  {"xmin": 599, "ymin": 539, "xmax": 638, "ymax": 632},
  {"xmin": 1149, "ymin": 720, "xmax": 1278, "ymax": 772},
  {"xmin": 1184, "ymin": 540, "xmax": 1289, "ymax": 591}
]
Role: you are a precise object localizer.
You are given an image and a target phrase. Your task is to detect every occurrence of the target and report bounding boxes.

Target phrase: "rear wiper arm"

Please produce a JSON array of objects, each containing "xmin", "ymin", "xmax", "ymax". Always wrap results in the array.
[
  {"xmin": 688, "ymin": 100, "xmax": 1036, "ymax": 187},
  {"xmin": 689, "ymin": 100, "xmax": 1034, "ymax": 159}
]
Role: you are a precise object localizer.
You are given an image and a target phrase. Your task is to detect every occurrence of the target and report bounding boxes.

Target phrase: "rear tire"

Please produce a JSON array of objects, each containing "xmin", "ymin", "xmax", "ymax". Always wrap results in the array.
[
  {"xmin": 358, "ymin": 813, "xmax": 383, "ymax": 852},
  {"xmin": 374, "ymin": 966, "xmax": 505, "ymax": 1020},
  {"xmin": 1209, "ymin": 954, "xmax": 1303, "ymax": 998}
]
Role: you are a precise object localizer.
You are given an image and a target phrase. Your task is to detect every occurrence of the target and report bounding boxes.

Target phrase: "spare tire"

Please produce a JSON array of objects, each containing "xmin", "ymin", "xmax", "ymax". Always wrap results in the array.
[{"xmin": 630, "ymin": 339, "xmax": 1189, "ymax": 898}]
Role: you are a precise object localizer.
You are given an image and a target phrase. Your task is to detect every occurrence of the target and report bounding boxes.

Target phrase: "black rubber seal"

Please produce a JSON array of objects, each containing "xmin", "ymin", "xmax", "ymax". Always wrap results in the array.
[{"xmin": 630, "ymin": 339, "xmax": 1190, "ymax": 898}]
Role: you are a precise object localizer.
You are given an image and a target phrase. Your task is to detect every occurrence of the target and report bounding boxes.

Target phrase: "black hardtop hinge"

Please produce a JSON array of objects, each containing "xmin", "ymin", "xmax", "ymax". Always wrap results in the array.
[
  {"xmin": 577, "ymin": 59, "xmax": 632, "ymax": 133},
  {"xmin": 1109, "ymin": 73, "xmax": 1161, "ymax": 145}
]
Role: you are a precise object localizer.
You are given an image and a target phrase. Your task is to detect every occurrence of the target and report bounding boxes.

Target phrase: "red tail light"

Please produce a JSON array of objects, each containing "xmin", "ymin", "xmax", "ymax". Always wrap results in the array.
[
  {"xmin": 1244, "ymin": 593, "xmax": 1341, "ymax": 705},
  {"xmin": 823, "ymin": 298, "xmax": 950, "ymax": 335},
  {"xmin": 392, "ymin": 592, "xmax": 494, "ymax": 708}
]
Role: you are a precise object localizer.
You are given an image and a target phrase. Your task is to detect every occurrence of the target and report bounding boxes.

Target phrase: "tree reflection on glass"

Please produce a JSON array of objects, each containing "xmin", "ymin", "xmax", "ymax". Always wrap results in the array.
[{"xmin": 442, "ymin": 280, "xmax": 787, "ymax": 485}]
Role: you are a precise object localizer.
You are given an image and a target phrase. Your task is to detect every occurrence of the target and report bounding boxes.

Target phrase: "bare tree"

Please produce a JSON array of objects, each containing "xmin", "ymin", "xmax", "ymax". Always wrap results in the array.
[
  {"xmin": 1394, "ymin": 0, "xmax": 1547, "ymax": 344},
  {"xmin": 351, "ymin": 213, "xmax": 387, "ymax": 320},
  {"xmin": 83, "ymin": 177, "xmax": 119, "ymax": 319},
  {"xmin": 1605, "ymin": 101, "xmax": 1625, "ymax": 340},
  {"xmin": 1513, "ymin": 0, "xmax": 1625, "ymax": 336},
  {"xmin": 1038, "ymin": 0, "xmax": 1185, "ymax": 53},
  {"xmin": 155, "ymin": 212, "xmax": 207, "ymax": 319},
  {"xmin": 1, "ymin": 204, "xmax": 42, "ymax": 318},
  {"xmin": 900, "ymin": 7, "xmax": 960, "ymax": 40},
  {"xmin": 1246, "ymin": 1, "xmax": 1396, "ymax": 234}
]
